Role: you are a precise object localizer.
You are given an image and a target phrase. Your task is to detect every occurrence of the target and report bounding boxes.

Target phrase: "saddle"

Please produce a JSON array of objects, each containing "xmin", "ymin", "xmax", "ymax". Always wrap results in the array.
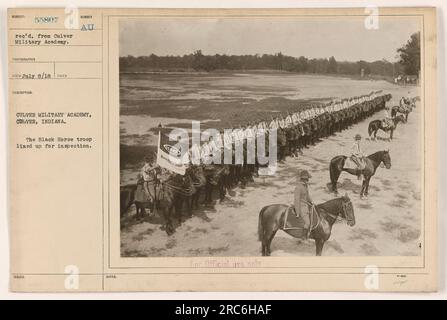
[
  {"xmin": 283, "ymin": 206, "xmax": 306, "ymax": 238},
  {"xmin": 283, "ymin": 205, "xmax": 320, "ymax": 239},
  {"xmin": 344, "ymin": 156, "xmax": 365, "ymax": 170}
]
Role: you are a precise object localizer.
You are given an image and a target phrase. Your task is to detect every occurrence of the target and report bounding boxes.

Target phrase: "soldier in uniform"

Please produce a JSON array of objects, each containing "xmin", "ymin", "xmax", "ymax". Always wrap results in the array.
[
  {"xmin": 142, "ymin": 155, "xmax": 157, "ymax": 197},
  {"xmin": 351, "ymin": 134, "xmax": 365, "ymax": 180},
  {"xmin": 383, "ymin": 106, "xmax": 393, "ymax": 129},
  {"xmin": 294, "ymin": 170, "xmax": 313, "ymax": 239}
]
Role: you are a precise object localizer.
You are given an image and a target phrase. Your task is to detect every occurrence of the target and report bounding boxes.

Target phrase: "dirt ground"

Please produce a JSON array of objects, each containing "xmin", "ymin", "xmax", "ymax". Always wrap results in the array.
[{"xmin": 121, "ymin": 82, "xmax": 421, "ymax": 257}]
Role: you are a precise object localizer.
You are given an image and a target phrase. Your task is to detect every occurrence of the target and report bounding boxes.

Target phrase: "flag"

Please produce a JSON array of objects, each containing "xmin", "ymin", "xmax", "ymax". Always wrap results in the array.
[{"xmin": 156, "ymin": 132, "xmax": 188, "ymax": 175}]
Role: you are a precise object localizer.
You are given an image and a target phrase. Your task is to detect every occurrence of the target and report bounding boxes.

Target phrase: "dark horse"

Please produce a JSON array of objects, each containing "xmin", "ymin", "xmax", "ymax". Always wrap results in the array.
[
  {"xmin": 120, "ymin": 183, "xmax": 136, "ymax": 217},
  {"xmin": 147, "ymin": 173, "xmax": 189, "ymax": 235},
  {"xmin": 120, "ymin": 177, "xmax": 153, "ymax": 219},
  {"xmin": 391, "ymin": 105, "xmax": 411, "ymax": 122},
  {"xmin": 258, "ymin": 194, "xmax": 355, "ymax": 256},
  {"xmin": 367, "ymin": 115, "xmax": 405, "ymax": 140},
  {"xmin": 329, "ymin": 150, "xmax": 391, "ymax": 198},
  {"xmin": 134, "ymin": 176, "xmax": 154, "ymax": 219}
]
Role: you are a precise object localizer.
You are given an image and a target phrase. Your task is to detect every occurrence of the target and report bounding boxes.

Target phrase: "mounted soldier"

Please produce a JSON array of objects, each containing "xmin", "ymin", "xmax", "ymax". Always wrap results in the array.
[
  {"xmin": 351, "ymin": 134, "xmax": 366, "ymax": 180},
  {"xmin": 142, "ymin": 155, "xmax": 158, "ymax": 197},
  {"xmin": 294, "ymin": 170, "xmax": 313, "ymax": 239},
  {"xmin": 382, "ymin": 106, "xmax": 393, "ymax": 129},
  {"xmin": 134, "ymin": 173, "xmax": 154, "ymax": 219}
]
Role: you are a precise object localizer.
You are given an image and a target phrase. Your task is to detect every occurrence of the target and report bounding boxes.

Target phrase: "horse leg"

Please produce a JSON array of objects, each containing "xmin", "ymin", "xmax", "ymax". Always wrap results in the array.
[
  {"xmin": 160, "ymin": 207, "xmax": 171, "ymax": 234},
  {"xmin": 331, "ymin": 169, "xmax": 341, "ymax": 195},
  {"xmin": 177, "ymin": 197, "xmax": 183, "ymax": 224},
  {"xmin": 218, "ymin": 182, "xmax": 225, "ymax": 202},
  {"xmin": 203, "ymin": 184, "xmax": 211, "ymax": 204},
  {"xmin": 365, "ymin": 176, "xmax": 371, "ymax": 197},
  {"xmin": 360, "ymin": 179, "xmax": 366, "ymax": 198},
  {"xmin": 195, "ymin": 187, "xmax": 202, "ymax": 209},
  {"xmin": 135, "ymin": 203, "xmax": 141, "ymax": 220},
  {"xmin": 185, "ymin": 195, "xmax": 193, "ymax": 217},
  {"xmin": 266, "ymin": 230, "xmax": 277, "ymax": 256},
  {"xmin": 315, "ymin": 239, "xmax": 325, "ymax": 256}
]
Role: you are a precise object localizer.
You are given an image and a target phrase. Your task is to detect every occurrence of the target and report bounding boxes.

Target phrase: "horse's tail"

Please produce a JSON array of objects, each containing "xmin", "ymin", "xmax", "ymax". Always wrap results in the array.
[
  {"xmin": 329, "ymin": 156, "xmax": 345, "ymax": 186},
  {"xmin": 120, "ymin": 184, "xmax": 137, "ymax": 216},
  {"xmin": 258, "ymin": 206, "xmax": 267, "ymax": 241},
  {"xmin": 329, "ymin": 157, "xmax": 339, "ymax": 184}
]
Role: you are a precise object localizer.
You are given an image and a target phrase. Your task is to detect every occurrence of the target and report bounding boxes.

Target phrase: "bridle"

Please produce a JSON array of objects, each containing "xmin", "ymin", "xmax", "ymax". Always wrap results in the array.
[
  {"xmin": 340, "ymin": 199, "xmax": 354, "ymax": 224},
  {"xmin": 320, "ymin": 199, "xmax": 354, "ymax": 224}
]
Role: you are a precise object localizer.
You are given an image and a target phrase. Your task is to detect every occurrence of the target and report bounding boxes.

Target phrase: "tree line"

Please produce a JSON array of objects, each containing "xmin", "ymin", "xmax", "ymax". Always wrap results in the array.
[{"xmin": 120, "ymin": 32, "xmax": 420, "ymax": 77}]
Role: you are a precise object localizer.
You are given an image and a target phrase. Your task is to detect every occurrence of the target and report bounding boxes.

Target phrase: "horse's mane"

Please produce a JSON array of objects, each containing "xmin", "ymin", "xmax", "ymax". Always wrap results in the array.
[
  {"xmin": 367, "ymin": 150, "xmax": 384, "ymax": 160},
  {"xmin": 316, "ymin": 197, "xmax": 343, "ymax": 211}
]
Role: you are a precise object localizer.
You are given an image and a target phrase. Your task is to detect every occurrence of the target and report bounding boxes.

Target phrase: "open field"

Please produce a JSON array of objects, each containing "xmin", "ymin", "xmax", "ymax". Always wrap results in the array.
[{"xmin": 120, "ymin": 72, "xmax": 421, "ymax": 257}]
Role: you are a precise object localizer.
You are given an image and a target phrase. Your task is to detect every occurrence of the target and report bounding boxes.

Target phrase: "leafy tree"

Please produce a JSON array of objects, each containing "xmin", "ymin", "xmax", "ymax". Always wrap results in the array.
[
  {"xmin": 327, "ymin": 56, "xmax": 338, "ymax": 73},
  {"xmin": 397, "ymin": 32, "xmax": 420, "ymax": 75}
]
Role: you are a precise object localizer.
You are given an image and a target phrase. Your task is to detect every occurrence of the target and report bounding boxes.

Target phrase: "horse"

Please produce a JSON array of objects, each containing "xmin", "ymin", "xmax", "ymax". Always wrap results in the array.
[
  {"xmin": 120, "ymin": 183, "xmax": 136, "ymax": 217},
  {"xmin": 367, "ymin": 115, "xmax": 405, "ymax": 140},
  {"xmin": 258, "ymin": 194, "xmax": 355, "ymax": 256},
  {"xmin": 391, "ymin": 105, "xmax": 411, "ymax": 122},
  {"xmin": 146, "ymin": 172, "xmax": 188, "ymax": 235},
  {"xmin": 186, "ymin": 165, "xmax": 207, "ymax": 210},
  {"xmin": 203, "ymin": 164, "xmax": 229, "ymax": 204},
  {"xmin": 329, "ymin": 150, "xmax": 391, "ymax": 198},
  {"xmin": 120, "ymin": 177, "xmax": 153, "ymax": 219},
  {"xmin": 133, "ymin": 175, "xmax": 154, "ymax": 219}
]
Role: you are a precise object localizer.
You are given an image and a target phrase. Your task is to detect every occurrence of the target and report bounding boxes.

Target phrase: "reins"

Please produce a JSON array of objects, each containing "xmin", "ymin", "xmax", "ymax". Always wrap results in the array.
[{"xmin": 162, "ymin": 180, "xmax": 194, "ymax": 196}]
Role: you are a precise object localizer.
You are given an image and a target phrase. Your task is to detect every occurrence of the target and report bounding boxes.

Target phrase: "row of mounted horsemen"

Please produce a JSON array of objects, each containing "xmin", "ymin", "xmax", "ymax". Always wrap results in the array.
[{"xmin": 120, "ymin": 92, "xmax": 417, "ymax": 254}]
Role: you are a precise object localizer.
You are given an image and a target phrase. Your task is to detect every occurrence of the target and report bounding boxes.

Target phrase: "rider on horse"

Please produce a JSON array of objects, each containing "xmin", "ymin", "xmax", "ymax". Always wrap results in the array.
[
  {"xmin": 400, "ymin": 92, "xmax": 412, "ymax": 110},
  {"xmin": 382, "ymin": 106, "xmax": 393, "ymax": 129},
  {"xmin": 141, "ymin": 155, "xmax": 172, "ymax": 197},
  {"xmin": 294, "ymin": 170, "xmax": 313, "ymax": 239},
  {"xmin": 142, "ymin": 156, "xmax": 158, "ymax": 197},
  {"xmin": 351, "ymin": 134, "xmax": 366, "ymax": 180}
]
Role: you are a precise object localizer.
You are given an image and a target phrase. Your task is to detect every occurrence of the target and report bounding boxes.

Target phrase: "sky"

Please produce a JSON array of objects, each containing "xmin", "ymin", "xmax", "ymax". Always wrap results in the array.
[{"xmin": 119, "ymin": 17, "xmax": 420, "ymax": 62}]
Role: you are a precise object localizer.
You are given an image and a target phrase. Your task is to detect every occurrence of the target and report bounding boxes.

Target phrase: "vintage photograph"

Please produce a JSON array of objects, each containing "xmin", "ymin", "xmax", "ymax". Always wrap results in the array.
[{"xmin": 119, "ymin": 16, "xmax": 422, "ymax": 258}]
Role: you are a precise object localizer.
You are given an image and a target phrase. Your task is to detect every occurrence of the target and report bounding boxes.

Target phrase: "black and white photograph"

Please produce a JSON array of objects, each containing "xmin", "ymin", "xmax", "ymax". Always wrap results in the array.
[{"xmin": 119, "ymin": 16, "xmax": 422, "ymax": 258}]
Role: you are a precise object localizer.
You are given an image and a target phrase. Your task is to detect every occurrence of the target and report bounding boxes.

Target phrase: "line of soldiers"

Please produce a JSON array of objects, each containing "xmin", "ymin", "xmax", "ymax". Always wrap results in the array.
[
  {"xmin": 142, "ymin": 91, "xmax": 391, "ymax": 194},
  {"xmin": 192, "ymin": 90, "xmax": 388, "ymax": 163}
]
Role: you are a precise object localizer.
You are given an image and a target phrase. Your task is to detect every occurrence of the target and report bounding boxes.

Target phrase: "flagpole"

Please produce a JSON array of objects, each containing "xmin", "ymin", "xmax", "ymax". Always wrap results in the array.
[{"xmin": 157, "ymin": 131, "xmax": 161, "ymax": 164}]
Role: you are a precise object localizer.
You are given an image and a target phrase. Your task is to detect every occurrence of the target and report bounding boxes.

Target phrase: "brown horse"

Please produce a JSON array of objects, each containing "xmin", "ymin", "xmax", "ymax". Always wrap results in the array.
[
  {"xmin": 120, "ymin": 183, "xmax": 136, "ymax": 217},
  {"xmin": 258, "ymin": 194, "xmax": 355, "ymax": 256},
  {"xmin": 329, "ymin": 150, "xmax": 391, "ymax": 198},
  {"xmin": 391, "ymin": 105, "xmax": 411, "ymax": 122},
  {"xmin": 120, "ymin": 176, "xmax": 153, "ymax": 219},
  {"xmin": 134, "ymin": 176, "xmax": 154, "ymax": 219},
  {"xmin": 367, "ymin": 115, "xmax": 405, "ymax": 140},
  {"xmin": 146, "ymin": 172, "xmax": 188, "ymax": 235},
  {"xmin": 188, "ymin": 165, "xmax": 207, "ymax": 210},
  {"xmin": 203, "ymin": 164, "xmax": 230, "ymax": 204}
]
